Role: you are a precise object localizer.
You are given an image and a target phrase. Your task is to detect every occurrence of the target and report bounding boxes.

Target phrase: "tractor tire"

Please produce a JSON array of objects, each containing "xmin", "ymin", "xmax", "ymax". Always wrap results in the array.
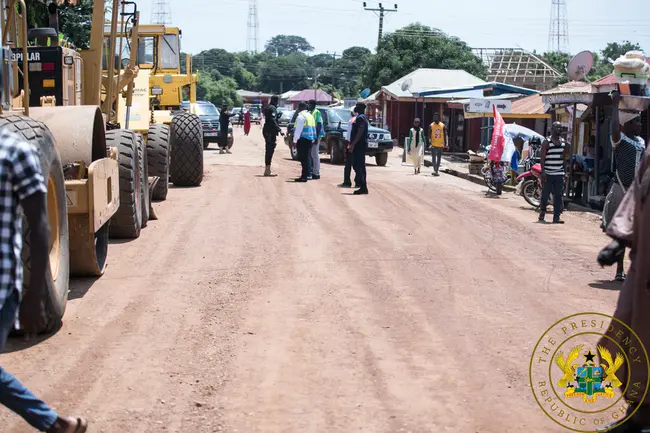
[
  {"xmin": 136, "ymin": 134, "xmax": 150, "ymax": 227},
  {"xmin": 170, "ymin": 112, "xmax": 204, "ymax": 187},
  {"xmin": 146, "ymin": 124, "xmax": 170, "ymax": 201},
  {"xmin": 108, "ymin": 129, "xmax": 142, "ymax": 239},
  {"xmin": 329, "ymin": 140, "xmax": 344, "ymax": 165},
  {"xmin": 375, "ymin": 152, "xmax": 388, "ymax": 167},
  {"xmin": 0, "ymin": 115, "xmax": 70, "ymax": 333}
]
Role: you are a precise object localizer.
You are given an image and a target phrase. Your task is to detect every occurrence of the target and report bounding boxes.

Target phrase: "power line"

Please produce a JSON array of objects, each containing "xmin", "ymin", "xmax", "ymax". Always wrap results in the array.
[
  {"xmin": 363, "ymin": 2, "xmax": 398, "ymax": 51},
  {"xmin": 151, "ymin": 0, "xmax": 172, "ymax": 25}
]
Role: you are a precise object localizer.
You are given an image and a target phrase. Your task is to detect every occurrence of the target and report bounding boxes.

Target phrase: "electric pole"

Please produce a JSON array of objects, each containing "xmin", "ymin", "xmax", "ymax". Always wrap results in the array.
[{"xmin": 363, "ymin": 2, "xmax": 398, "ymax": 51}]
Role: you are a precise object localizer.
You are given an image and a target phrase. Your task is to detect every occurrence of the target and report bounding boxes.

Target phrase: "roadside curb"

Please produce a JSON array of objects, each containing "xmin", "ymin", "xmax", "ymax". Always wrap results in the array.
[{"xmin": 442, "ymin": 168, "xmax": 516, "ymax": 192}]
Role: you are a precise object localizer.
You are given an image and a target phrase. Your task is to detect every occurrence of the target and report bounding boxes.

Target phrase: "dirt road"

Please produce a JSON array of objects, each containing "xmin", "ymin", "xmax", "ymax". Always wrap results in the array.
[{"xmin": 1, "ymin": 126, "xmax": 623, "ymax": 432}]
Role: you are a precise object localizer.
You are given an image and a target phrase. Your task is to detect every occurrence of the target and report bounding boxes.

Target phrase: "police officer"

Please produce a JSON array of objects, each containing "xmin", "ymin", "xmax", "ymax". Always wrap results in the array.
[{"xmin": 349, "ymin": 102, "xmax": 369, "ymax": 195}]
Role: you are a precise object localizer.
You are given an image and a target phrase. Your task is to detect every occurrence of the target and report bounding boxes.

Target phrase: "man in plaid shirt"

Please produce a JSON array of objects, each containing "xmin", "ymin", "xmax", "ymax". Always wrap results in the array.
[{"xmin": 0, "ymin": 128, "xmax": 87, "ymax": 432}]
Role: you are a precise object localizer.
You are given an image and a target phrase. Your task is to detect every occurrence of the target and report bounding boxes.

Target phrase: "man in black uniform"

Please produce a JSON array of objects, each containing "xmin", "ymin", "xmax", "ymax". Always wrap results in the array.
[
  {"xmin": 262, "ymin": 96, "xmax": 283, "ymax": 177},
  {"xmin": 219, "ymin": 104, "xmax": 232, "ymax": 154},
  {"xmin": 349, "ymin": 102, "xmax": 369, "ymax": 195}
]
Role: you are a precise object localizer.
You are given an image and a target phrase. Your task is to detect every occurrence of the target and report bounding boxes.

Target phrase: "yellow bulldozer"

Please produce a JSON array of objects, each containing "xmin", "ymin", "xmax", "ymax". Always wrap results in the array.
[
  {"xmin": 112, "ymin": 18, "xmax": 204, "ymax": 202},
  {"xmin": 20, "ymin": 1, "xmax": 204, "ymax": 240},
  {"xmin": 0, "ymin": 0, "xmax": 204, "ymax": 333},
  {"xmin": 0, "ymin": 0, "xmax": 125, "ymax": 333}
]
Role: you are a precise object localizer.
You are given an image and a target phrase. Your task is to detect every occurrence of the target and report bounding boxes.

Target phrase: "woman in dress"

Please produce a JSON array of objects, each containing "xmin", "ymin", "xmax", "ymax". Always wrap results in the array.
[
  {"xmin": 243, "ymin": 109, "xmax": 251, "ymax": 136},
  {"xmin": 408, "ymin": 118, "xmax": 425, "ymax": 174},
  {"xmin": 602, "ymin": 92, "xmax": 646, "ymax": 281}
]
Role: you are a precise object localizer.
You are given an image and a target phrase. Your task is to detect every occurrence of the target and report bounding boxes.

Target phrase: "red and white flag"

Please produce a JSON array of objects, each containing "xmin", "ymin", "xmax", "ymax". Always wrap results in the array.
[{"xmin": 488, "ymin": 105, "xmax": 506, "ymax": 162}]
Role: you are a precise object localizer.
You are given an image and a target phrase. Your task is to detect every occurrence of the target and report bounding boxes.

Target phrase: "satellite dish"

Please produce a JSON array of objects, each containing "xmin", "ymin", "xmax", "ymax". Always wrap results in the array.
[
  {"xmin": 359, "ymin": 88, "xmax": 371, "ymax": 99},
  {"xmin": 401, "ymin": 78, "xmax": 413, "ymax": 92},
  {"xmin": 567, "ymin": 51, "xmax": 594, "ymax": 81}
]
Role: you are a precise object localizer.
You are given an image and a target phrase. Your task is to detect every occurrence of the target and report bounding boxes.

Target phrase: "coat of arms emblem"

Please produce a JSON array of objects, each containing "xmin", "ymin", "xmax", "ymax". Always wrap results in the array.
[{"xmin": 554, "ymin": 344, "xmax": 624, "ymax": 403}]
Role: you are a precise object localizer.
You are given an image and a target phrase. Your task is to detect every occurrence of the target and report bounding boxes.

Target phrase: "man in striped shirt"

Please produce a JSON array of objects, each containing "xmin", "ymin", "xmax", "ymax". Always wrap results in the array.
[{"xmin": 538, "ymin": 121, "xmax": 571, "ymax": 224}]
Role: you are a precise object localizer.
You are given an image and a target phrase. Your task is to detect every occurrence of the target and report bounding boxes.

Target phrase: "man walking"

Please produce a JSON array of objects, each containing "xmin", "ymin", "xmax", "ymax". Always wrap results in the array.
[
  {"xmin": 219, "ymin": 104, "xmax": 232, "ymax": 154},
  {"xmin": 429, "ymin": 112, "xmax": 447, "ymax": 176},
  {"xmin": 596, "ymin": 125, "xmax": 650, "ymax": 432},
  {"xmin": 262, "ymin": 95, "xmax": 283, "ymax": 177},
  {"xmin": 308, "ymin": 99, "xmax": 324, "ymax": 180},
  {"xmin": 293, "ymin": 102, "xmax": 316, "ymax": 182},
  {"xmin": 538, "ymin": 121, "xmax": 570, "ymax": 224},
  {"xmin": 349, "ymin": 102, "xmax": 369, "ymax": 195},
  {"xmin": 0, "ymin": 128, "xmax": 87, "ymax": 432}
]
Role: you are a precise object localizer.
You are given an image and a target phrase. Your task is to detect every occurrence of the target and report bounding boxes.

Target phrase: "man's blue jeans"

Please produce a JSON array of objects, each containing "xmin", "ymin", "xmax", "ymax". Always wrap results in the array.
[{"xmin": 1, "ymin": 290, "xmax": 58, "ymax": 431}]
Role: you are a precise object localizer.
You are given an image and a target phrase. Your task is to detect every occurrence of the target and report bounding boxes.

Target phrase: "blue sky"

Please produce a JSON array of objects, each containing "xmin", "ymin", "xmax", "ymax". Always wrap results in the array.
[{"xmin": 138, "ymin": 0, "xmax": 649, "ymax": 56}]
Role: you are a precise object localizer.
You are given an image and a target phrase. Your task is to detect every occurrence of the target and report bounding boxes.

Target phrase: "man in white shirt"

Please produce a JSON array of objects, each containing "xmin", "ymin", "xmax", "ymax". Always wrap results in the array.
[
  {"xmin": 292, "ymin": 102, "xmax": 316, "ymax": 182},
  {"xmin": 339, "ymin": 108, "xmax": 358, "ymax": 188}
]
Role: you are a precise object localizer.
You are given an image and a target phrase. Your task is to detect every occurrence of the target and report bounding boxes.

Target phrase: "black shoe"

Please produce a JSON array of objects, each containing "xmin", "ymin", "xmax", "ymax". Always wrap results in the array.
[
  {"xmin": 553, "ymin": 220, "xmax": 565, "ymax": 224},
  {"xmin": 538, "ymin": 216, "xmax": 546, "ymax": 223},
  {"xmin": 295, "ymin": 178, "xmax": 308, "ymax": 183},
  {"xmin": 353, "ymin": 187, "xmax": 369, "ymax": 195},
  {"xmin": 312, "ymin": 174, "xmax": 321, "ymax": 180},
  {"xmin": 338, "ymin": 182, "xmax": 352, "ymax": 188}
]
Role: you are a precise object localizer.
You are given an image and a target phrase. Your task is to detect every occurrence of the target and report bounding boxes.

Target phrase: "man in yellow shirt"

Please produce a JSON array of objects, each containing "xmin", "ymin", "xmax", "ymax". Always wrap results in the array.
[{"xmin": 429, "ymin": 112, "xmax": 448, "ymax": 176}]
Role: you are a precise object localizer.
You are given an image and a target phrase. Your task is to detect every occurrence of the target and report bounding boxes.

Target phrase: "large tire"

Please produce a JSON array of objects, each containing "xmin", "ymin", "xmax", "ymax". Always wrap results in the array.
[
  {"xmin": 0, "ymin": 115, "xmax": 70, "ymax": 333},
  {"xmin": 108, "ymin": 129, "xmax": 142, "ymax": 239},
  {"xmin": 329, "ymin": 139, "xmax": 343, "ymax": 164},
  {"xmin": 170, "ymin": 112, "xmax": 203, "ymax": 187},
  {"xmin": 146, "ymin": 124, "xmax": 170, "ymax": 201},
  {"xmin": 375, "ymin": 152, "xmax": 388, "ymax": 167},
  {"xmin": 136, "ymin": 134, "xmax": 150, "ymax": 227}
]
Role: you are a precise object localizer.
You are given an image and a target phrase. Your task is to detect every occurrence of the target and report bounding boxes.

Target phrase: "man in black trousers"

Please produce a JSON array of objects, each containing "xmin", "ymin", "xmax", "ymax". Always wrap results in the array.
[
  {"xmin": 349, "ymin": 102, "xmax": 369, "ymax": 195},
  {"xmin": 262, "ymin": 95, "xmax": 283, "ymax": 176}
]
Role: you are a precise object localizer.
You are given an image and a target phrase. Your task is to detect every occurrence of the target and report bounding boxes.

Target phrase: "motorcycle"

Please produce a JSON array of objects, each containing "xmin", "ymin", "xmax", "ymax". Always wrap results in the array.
[{"xmin": 516, "ymin": 161, "xmax": 544, "ymax": 208}]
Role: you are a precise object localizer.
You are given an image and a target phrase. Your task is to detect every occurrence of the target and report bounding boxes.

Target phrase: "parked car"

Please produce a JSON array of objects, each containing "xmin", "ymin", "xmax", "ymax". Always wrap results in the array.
[
  {"xmin": 278, "ymin": 109, "xmax": 295, "ymax": 127},
  {"xmin": 181, "ymin": 100, "xmax": 233, "ymax": 149},
  {"xmin": 285, "ymin": 107, "xmax": 393, "ymax": 166}
]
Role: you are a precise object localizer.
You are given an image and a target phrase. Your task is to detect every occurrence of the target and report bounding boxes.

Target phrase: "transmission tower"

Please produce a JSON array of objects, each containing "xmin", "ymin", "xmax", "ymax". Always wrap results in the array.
[
  {"xmin": 247, "ymin": 0, "xmax": 260, "ymax": 54},
  {"xmin": 151, "ymin": 0, "xmax": 172, "ymax": 25},
  {"xmin": 548, "ymin": 0, "xmax": 569, "ymax": 53}
]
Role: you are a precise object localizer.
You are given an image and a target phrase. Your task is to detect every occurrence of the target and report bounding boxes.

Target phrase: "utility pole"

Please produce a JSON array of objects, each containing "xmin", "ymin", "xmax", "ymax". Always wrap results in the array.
[{"xmin": 363, "ymin": 2, "xmax": 398, "ymax": 51}]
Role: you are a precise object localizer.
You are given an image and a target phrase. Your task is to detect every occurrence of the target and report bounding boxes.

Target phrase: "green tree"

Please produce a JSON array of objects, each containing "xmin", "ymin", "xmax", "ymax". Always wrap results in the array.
[
  {"xmin": 258, "ymin": 53, "xmax": 310, "ymax": 93},
  {"xmin": 197, "ymin": 75, "xmax": 242, "ymax": 107},
  {"xmin": 264, "ymin": 35, "xmax": 313, "ymax": 57},
  {"xmin": 601, "ymin": 41, "xmax": 643, "ymax": 63},
  {"xmin": 362, "ymin": 23, "xmax": 487, "ymax": 91}
]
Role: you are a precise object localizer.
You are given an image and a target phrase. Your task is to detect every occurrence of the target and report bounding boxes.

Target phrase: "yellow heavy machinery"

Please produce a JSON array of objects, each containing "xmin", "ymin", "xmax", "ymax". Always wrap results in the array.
[
  {"xmin": 0, "ymin": 0, "xmax": 125, "ymax": 332},
  {"xmin": 115, "ymin": 22, "xmax": 204, "ymax": 195}
]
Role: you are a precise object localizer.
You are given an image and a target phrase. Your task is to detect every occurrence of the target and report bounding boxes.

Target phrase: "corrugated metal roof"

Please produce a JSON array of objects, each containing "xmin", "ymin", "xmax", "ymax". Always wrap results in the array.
[
  {"xmin": 540, "ymin": 81, "xmax": 591, "ymax": 95},
  {"xmin": 593, "ymin": 74, "xmax": 618, "ymax": 86},
  {"xmin": 381, "ymin": 68, "xmax": 486, "ymax": 99},
  {"xmin": 511, "ymin": 94, "xmax": 546, "ymax": 115}
]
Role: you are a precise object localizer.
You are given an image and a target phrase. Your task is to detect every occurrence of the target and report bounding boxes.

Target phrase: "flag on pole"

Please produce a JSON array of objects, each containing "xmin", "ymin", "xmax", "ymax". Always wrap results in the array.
[{"xmin": 488, "ymin": 105, "xmax": 506, "ymax": 162}]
